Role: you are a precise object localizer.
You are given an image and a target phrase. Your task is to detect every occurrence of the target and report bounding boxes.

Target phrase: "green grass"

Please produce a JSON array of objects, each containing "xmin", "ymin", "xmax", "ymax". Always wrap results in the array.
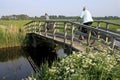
[
  {"xmin": 92, "ymin": 20, "xmax": 120, "ymax": 31},
  {"xmin": 0, "ymin": 20, "xmax": 30, "ymax": 27},
  {"xmin": 0, "ymin": 27, "xmax": 25, "ymax": 48},
  {"xmin": 0, "ymin": 20, "xmax": 31, "ymax": 30},
  {"xmin": 0, "ymin": 20, "xmax": 30, "ymax": 48}
]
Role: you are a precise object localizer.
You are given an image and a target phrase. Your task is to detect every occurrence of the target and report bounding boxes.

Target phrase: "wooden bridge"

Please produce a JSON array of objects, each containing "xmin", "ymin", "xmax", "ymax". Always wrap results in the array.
[{"xmin": 24, "ymin": 20, "xmax": 120, "ymax": 53}]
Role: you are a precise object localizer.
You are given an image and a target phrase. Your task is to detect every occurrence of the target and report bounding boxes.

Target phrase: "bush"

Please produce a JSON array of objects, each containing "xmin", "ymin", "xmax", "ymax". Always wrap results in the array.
[{"xmin": 27, "ymin": 51, "xmax": 120, "ymax": 80}]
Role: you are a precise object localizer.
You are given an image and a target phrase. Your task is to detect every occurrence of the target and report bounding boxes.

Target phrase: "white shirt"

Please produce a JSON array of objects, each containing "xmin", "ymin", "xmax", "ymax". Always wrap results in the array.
[
  {"xmin": 80, "ymin": 10, "xmax": 93, "ymax": 23},
  {"xmin": 45, "ymin": 15, "xmax": 49, "ymax": 21}
]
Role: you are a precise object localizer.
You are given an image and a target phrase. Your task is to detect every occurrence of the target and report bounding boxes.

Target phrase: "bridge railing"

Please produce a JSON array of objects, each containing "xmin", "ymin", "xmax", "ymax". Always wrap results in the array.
[{"xmin": 24, "ymin": 20, "xmax": 120, "ymax": 51}]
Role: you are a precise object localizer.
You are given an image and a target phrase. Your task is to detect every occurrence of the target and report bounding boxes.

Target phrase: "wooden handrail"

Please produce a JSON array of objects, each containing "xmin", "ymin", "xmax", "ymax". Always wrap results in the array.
[{"xmin": 24, "ymin": 20, "xmax": 120, "ymax": 51}]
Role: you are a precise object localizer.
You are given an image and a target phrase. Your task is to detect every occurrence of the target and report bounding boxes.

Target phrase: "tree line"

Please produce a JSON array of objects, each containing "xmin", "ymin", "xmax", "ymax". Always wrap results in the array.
[{"xmin": 0, "ymin": 14, "xmax": 120, "ymax": 20}]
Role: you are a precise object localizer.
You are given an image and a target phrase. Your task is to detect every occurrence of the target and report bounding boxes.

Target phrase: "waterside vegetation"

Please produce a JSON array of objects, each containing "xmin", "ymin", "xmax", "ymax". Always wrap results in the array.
[
  {"xmin": 26, "ymin": 50, "xmax": 120, "ymax": 80},
  {"xmin": 0, "ymin": 20, "xmax": 30, "ymax": 48}
]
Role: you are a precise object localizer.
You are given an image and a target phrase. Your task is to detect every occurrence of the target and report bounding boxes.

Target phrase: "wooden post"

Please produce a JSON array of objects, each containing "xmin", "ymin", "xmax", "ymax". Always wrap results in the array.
[
  {"xmin": 28, "ymin": 24, "xmax": 31, "ymax": 33},
  {"xmin": 53, "ymin": 22, "xmax": 56, "ymax": 40},
  {"xmin": 97, "ymin": 22, "xmax": 100, "ymax": 39},
  {"xmin": 105, "ymin": 23, "xmax": 109, "ymax": 42},
  {"xmin": 86, "ymin": 29, "xmax": 92, "ymax": 52},
  {"xmin": 45, "ymin": 21, "xmax": 48, "ymax": 37},
  {"xmin": 79, "ymin": 26, "xmax": 82, "ymax": 31},
  {"xmin": 111, "ymin": 37, "xmax": 115, "ymax": 51},
  {"xmin": 38, "ymin": 22, "xmax": 41, "ymax": 35},
  {"xmin": 64, "ymin": 22, "xmax": 67, "ymax": 49},
  {"xmin": 33, "ymin": 22, "xmax": 36, "ymax": 33},
  {"xmin": 87, "ymin": 29, "xmax": 92, "ymax": 46},
  {"xmin": 70, "ymin": 24, "xmax": 74, "ymax": 53},
  {"xmin": 71, "ymin": 24, "xmax": 74, "ymax": 47}
]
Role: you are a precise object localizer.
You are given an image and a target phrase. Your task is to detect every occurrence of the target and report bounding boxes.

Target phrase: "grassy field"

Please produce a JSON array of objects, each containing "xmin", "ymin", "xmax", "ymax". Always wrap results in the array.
[
  {"xmin": 0, "ymin": 20, "xmax": 31, "ymax": 29},
  {"xmin": 92, "ymin": 20, "xmax": 120, "ymax": 31}
]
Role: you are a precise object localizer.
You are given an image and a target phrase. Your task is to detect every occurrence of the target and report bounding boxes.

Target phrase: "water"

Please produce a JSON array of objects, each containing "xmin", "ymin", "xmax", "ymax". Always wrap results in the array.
[
  {"xmin": 0, "ymin": 47, "xmax": 35, "ymax": 80},
  {"xmin": 0, "ymin": 44, "xmax": 59, "ymax": 80}
]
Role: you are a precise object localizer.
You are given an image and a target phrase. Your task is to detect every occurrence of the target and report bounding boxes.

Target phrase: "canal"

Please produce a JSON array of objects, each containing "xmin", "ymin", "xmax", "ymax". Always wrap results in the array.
[
  {"xmin": 0, "ymin": 44, "xmax": 61, "ymax": 80},
  {"xmin": 0, "ymin": 47, "xmax": 35, "ymax": 80}
]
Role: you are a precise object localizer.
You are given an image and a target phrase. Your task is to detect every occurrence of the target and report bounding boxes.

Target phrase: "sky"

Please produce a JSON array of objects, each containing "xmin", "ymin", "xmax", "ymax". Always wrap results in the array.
[{"xmin": 0, "ymin": 0, "xmax": 120, "ymax": 17}]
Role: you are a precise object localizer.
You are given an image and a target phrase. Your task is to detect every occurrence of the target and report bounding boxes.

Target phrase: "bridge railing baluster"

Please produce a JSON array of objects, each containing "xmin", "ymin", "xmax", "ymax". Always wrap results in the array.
[
  {"xmin": 27, "ymin": 24, "xmax": 30, "ymax": 33},
  {"xmin": 97, "ymin": 22, "xmax": 100, "ymax": 39},
  {"xmin": 64, "ymin": 22, "xmax": 67, "ymax": 48},
  {"xmin": 111, "ymin": 36, "xmax": 115, "ymax": 51},
  {"xmin": 87, "ymin": 29, "xmax": 92, "ymax": 46},
  {"xmin": 38, "ymin": 21, "xmax": 42, "ymax": 35},
  {"xmin": 71, "ymin": 23, "xmax": 74, "ymax": 50},
  {"xmin": 45, "ymin": 21, "xmax": 48, "ymax": 37},
  {"xmin": 105, "ymin": 23, "xmax": 109, "ymax": 43},
  {"xmin": 34, "ymin": 22, "xmax": 37, "ymax": 33},
  {"xmin": 53, "ymin": 22, "xmax": 56, "ymax": 40}
]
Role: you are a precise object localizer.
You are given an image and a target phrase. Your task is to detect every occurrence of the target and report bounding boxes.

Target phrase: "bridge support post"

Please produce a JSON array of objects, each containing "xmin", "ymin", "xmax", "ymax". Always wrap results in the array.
[
  {"xmin": 53, "ymin": 22, "xmax": 56, "ymax": 40},
  {"xmin": 70, "ymin": 24, "xmax": 74, "ymax": 53},
  {"xmin": 64, "ymin": 22, "xmax": 67, "ymax": 50},
  {"xmin": 38, "ymin": 22, "xmax": 42, "ymax": 35},
  {"xmin": 87, "ymin": 29, "xmax": 92, "ymax": 46},
  {"xmin": 86, "ymin": 29, "xmax": 92, "ymax": 52},
  {"xmin": 33, "ymin": 21, "xmax": 36, "ymax": 33},
  {"xmin": 26, "ymin": 24, "xmax": 30, "ymax": 33},
  {"xmin": 105, "ymin": 23, "xmax": 109, "ymax": 43},
  {"xmin": 97, "ymin": 22, "xmax": 100, "ymax": 39},
  {"xmin": 45, "ymin": 21, "xmax": 48, "ymax": 37},
  {"xmin": 111, "ymin": 37, "xmax": 115, "ymax": 53}
]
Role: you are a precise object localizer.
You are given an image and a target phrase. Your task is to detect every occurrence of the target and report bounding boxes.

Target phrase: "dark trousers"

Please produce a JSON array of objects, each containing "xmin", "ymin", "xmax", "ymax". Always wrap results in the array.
[{"xmin": 82, "ymin": 22, "xmax": 93, "ymax": 33}]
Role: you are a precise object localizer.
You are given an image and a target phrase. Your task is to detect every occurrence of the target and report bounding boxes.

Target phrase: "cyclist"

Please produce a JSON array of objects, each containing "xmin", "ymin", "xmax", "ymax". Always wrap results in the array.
[{"xmin": 77, "ymin": 6, "xmax": 94, "ymax": 40}]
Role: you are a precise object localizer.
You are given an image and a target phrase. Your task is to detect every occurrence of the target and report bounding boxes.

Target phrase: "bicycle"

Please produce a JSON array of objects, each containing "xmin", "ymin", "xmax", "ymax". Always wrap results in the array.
[
  {"xmin": 78, "ymin": 23, "xmax": 97, "ymax": 45},
  {"xmin": 71, "ymin": 19, "xmax": 97, "ymax": 45}
]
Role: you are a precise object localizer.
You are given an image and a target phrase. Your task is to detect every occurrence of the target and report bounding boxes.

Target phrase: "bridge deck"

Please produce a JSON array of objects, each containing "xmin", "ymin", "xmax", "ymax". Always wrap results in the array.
[{"xmin": 31, "ymin": 32, "xmax": 113, "ymax": 52}]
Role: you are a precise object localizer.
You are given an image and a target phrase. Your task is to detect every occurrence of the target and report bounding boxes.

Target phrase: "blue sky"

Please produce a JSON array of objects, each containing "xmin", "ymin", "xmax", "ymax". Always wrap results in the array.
[{"xmin": 0, "ymin": 0, "xmax": 120, "ymax": 17}]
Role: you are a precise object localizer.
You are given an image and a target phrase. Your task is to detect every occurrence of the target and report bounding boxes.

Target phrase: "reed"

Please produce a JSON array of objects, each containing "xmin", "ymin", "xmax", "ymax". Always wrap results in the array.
[{"xmin": 0, "ymin": 24, "xmax": 25, "ymax": 48}]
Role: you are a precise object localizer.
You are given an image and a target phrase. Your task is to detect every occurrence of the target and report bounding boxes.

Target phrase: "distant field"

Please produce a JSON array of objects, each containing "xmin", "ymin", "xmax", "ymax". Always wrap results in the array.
[
  {"xmin": 92, "ymin": 20, "xmax": 120, "ymax": 31},
  {"xmin": 0, "ymin": 20, "xmax": 31, "ymax": 29},
  {"xmin": 0, "ymin": 19, "xmax": 120, "ymax": 31},
  {"xmin": 107, "ymin": 20, "xmax": 120, "ymax": 31},
  {"xmin": 106, "ymin": 20, "xmax": 120, "ymax": 24}
]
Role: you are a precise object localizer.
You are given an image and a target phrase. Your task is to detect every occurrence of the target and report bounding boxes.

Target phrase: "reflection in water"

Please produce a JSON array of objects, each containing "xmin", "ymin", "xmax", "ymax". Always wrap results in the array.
[
  {"xmin": 0, "ymin": 47, "xmax": 34, "ymax": 80},
  {"xmin": 26, "ymin": 44, "xmax": 57, "ymax": 68}
]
